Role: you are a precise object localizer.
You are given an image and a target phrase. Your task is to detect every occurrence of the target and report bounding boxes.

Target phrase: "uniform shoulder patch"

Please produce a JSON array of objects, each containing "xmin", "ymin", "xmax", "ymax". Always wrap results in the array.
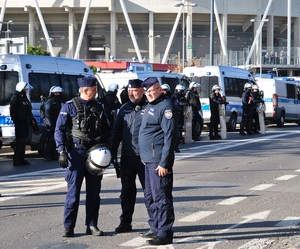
[{"xmin": 164, "ymin": 109, "xmax": 173, "ymax": 119}]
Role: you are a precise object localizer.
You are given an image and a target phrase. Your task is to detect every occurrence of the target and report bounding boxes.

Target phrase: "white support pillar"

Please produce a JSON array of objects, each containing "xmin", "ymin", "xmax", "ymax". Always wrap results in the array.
[
  {"xmin": 148, "ymin": 12, "xmax": 154, "ymax": 63},
  {"xmin": 25, "ymin": 6, "xmax": 35, "ymax": 46},
  {"xmin": 110, "ymin": 12, "xmax": 117, "ymax": 59},
  {"xmin": 287, "ymin": 0, "xmax": 291, "ymax": 65},
  {"xmin": 68, "ymin": 11, "xmax": 75, "ymax": 59},
  {"xmin": 0, "ymin": 0, "xmax": 7, "ymax": 31},
  {"xmin": 221, "ymin": 14, "xmax": 228, "ymax": 65},
  {"xmin": 266, "ymin": 15, "xmax": 273, "ymax": 52}
]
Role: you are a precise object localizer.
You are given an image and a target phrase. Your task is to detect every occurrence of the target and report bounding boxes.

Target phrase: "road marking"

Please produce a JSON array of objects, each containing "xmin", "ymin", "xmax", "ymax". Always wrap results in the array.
[
  {"xmin": 218, "ymin": 196, "xmax": 247, "ymax": 205},
  {"xmin": 275, "ymin": 175, "xmax": 297, "ymax": 181},
  {"xmin": 120, "ymin": 237, "xmax": 147, "ymax": 247},
  {"xmin": 295, "ymin": 169, "xmax": 300, "ymax": 172},
  {"xmin": 178, "ymin": 211, "xmax": 216, "ymax": 222},
  {"xmin": 275, "ymin": 216, "xmax": 300, "ymax": 227},
  {"xmin": 176, "ymin": 132, "xmax": 296, "ymax": 161},
  {"xmin": 237, "ymin": 238, "xmax": 274, "ymax": 249},
  {"xmin": 249, "ymin": 184, "xmax": 275, "ymax": 191},
  {"xmin": 216, "ymin": 210, "xmax": 271, "ymax": 234}
]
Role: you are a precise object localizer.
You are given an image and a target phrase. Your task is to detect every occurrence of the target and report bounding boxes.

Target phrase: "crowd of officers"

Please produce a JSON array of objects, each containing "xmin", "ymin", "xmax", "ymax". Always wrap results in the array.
[{"xmin": 8, "ymin": 75, "xmax": 263, "ymax": 246}]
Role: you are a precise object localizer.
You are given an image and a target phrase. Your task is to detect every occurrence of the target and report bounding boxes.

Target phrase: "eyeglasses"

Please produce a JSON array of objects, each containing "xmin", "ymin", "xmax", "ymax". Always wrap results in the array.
[{"xmin": 145, "ymin": 87, "xmax": 161, "ymax": 94}]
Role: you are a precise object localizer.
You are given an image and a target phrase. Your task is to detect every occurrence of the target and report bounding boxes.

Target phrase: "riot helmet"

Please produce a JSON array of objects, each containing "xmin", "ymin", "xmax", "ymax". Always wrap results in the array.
[
  {"xmin": 16, "ymin": 81, "xmax": 33, "ymax": 92},
  {"xmin": 175, "ymin": 84, "xmax": 185, "ymax": 91},
  {"xmin": 212, "ymin": 85, "xmax": 221, "ymax": 91},
  {"xmin": 86, "ymin": 145, "xmax": 112, "ymax": 176},
  {"xmin": 49, "ymin": 86, "xmax": 64, "ymax": 96},
  {"xmin": 161, "ymin": 84, "xmax": 171, "ymax": 92},
  {"xmin": 108, "ymin": 83, "xmax": 119, "ymax": 92}
]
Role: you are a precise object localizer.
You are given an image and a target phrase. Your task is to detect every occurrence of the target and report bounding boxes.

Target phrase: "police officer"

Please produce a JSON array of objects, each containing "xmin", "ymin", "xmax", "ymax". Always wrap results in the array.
[
  {"xmin": 186, "ymin": 82, "xmax": 202, "ymax": 141},
  {"xmin": 250, "ymin": 85, "xmax": 264, "ymax": 134},
  {"xmin": 138, "ymin": 77, "xmax": 177, "ymax": 246},
  {"xmin": 54, "ymin": 76, "xmax": 111, "ymax": 238},
  {"xmin": 103, "ymin": 83, "xmax": 122, "ymax": 127},
  {"xmin": 111, "ymin": 79, "xmax": 149, "ymax": 233},
  {"xmin": 240, "ymin": 83, "xmax": 253, "ymax": 136},
  {"xmin": 161, "ymin": 84, "xmax": 172, "ymax": 98},
  {"xmin": 42, "ymin": 86, "xmax": 64, "ymax": 161},
  {"xmin": 209, "ymin": 85, "xmax": 227, "ymax": 140},
  {"xmin": 10, "ymin": 82, "xmax": 36, "ymax": 166},
  {"xmin": 174, "ymin": 84, "xmax": 188, "ymax": 150}
]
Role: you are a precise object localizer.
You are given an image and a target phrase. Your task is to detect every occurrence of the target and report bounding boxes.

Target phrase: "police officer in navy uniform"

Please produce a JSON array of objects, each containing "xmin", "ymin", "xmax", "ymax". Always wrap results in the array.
[
  {"xmin": 54, "ymin": 76, "xmax": 111, "ymax": 238},
  {"xmin": 111, "ymin": 79, "xmax": 150, "ymax": 233},
  {"xmin": 43, "ymin": 86, "xmax": 64, "ymax": 161},
  {"xmin": 240, "ymin": 83, "xmax": 253, "ymax": 136},
  {"xmin": 138, "ymin": 77, "xmax": 177, "ymax": 246},
  {"xmin": 10, "ymin": 82, "xmax": 36, "ymax": 166},
  {"xmin": 185, "ymin": 82, "xmax": 202, "ymax": 141}
]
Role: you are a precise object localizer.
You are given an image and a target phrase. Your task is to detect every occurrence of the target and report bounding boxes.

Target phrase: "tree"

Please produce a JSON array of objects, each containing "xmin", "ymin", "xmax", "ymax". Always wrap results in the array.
[{"xmin": 27, "ymin": 45, "xmax": 51, "ymax": 56}]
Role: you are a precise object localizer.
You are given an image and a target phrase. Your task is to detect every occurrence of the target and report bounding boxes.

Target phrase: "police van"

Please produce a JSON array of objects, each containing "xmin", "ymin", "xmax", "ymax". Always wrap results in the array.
[
  {"xmin": 95, "ymin": 70, "xmax": 190, "ymax": 97},
  {"xmin": 182, "ymin": 65, "xmax": 254, "ymax": 131},
  {"xmin": 0, "ymin": 54, "xmax": 95, "ymax": 149},
  {"xmin": 255, "ymin": 77, "xmax": 300, "ymax": 126}
]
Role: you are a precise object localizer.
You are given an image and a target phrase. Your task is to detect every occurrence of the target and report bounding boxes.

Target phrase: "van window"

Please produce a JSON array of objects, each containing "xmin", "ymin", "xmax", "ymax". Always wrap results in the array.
[
  {"xmin": 0, "ymin": 71, "xmax": 19, "ymax": 105},
  {"xmin": 224, "ymin": 77, "xmax": 248, "ymax": 97},
  {"xmin": 196, "ymin": 76, "xmax": 218, "ymax": 98},
  {"xmin": 161, "ymin": 77, "xmax": 180, "ymax": 92},
  {"xmin": 29, "ymin": 72, "xmax": 82, "ymax": 102},
  {"xmin": 286, "ymin": 83, "xmax": 296, "ymax": 99}
]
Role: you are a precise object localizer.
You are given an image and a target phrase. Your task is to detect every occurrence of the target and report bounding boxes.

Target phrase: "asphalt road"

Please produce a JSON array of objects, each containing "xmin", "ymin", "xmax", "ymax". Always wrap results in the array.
[{"xmin": 1, "ymin": 124, "xmax": 300, "ymax": 249}]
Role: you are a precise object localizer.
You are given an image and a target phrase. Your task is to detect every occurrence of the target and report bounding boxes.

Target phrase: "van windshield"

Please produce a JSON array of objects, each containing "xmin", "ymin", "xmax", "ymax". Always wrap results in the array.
[
  {"xmin": 191, "ymin": 76, "xmax": 218, "ymax": 98},
  {"xmin": 0, "ymin": 71, "xmax": 19, "ymax": 105}
]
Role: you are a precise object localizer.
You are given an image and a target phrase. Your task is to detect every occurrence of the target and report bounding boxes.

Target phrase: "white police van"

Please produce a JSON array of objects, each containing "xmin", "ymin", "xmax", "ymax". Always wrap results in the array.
[
  {"xmin": 0, "ymin": 54, "xmax": 95, "ymax": 149},
  {"xmin": 182, "ymin": 65, "xmax": 254, "ymax": 131},
  {"xmin": 255, "ymin": 77, "xmax": 300, "ymax": 126},
  {"xmin": 95, "ymin": 70, "xmax": 190, "ymax": 96}
]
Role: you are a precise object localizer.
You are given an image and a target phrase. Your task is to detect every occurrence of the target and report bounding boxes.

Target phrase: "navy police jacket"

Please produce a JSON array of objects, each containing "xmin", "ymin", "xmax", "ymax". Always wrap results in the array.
[
  {"xmin": 54, "ymin": 97, "xmax": 110, "ymax": 153},
  {"xmin": 111, "ymin": 96, "xmax": 147, "ymax": 159},
  {"xmin": 138, "ymin": 94, "xmax": 178, "ymax": 168}
]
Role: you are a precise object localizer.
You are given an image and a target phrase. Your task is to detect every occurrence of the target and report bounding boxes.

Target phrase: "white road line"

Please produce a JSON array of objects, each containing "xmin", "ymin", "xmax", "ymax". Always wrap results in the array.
[
  {"xmin": 120, "ymin": 237, "xmax": 147, "ymax": 247},
  {"xmin": 295, "ymin": 169, "xmax": 300, "ymax": 172},
  {"xmin": 275, "ymin": 175, "xmax": 297, "ymax": 181},
  {"xmin": 275, "ymin": 216, "xmax": 300, "ymax": 227},
  {"xmin": 249, "ymin": 184, "xmax": 275, "ymax": 191},
  {"xmin": 218, "ymin": 196, "xmax": 247, "ymax": 205},
  {"xmin": 237, "ymin": 238, "xmax": 274, "ymax": 249},
  {"xmin": 176, "ymin": 132, "xmax": 296, "ymax": 161},
  {"xmin": 178, "ymin": 211, "xmax": 216, "ymax": 222}
]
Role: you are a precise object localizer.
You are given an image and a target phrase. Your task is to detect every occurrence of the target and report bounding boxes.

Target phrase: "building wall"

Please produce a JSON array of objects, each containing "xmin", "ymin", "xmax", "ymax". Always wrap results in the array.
[{"xmin": 1, "ymin": 0, "xmax": 299, "ymax": 66}]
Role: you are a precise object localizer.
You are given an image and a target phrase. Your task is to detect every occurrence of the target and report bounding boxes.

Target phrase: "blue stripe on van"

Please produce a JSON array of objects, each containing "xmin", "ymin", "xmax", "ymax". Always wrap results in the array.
[{"xmin": 0, "ymin": 115, "xmax": 44, "ymax": 126}]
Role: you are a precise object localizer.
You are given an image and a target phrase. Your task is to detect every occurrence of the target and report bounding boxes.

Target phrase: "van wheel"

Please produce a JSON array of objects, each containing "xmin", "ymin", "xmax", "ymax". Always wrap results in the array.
[
  {"xmin": 277, "ymin": 112, "xmax": 285, "ymax": 127},
  {"xmin": 227, "ymin": 114, "xmax": 237, "ymax": 131}
]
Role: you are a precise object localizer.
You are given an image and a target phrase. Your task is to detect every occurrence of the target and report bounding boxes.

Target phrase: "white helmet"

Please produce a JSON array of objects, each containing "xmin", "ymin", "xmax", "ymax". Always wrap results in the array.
[
  {"xmin": 175, "ymin": 84, "xmax": 185, "ymax": 91},
  {"xmin": 86, "ymin": 145, "xmax": 112, "ymax": 176},
  {"xmin": 252, "ymin": 85, "xmax": 259, "ymax": 90},
  {"xmin": 49, "ymin": 86, "xmax": 63, "ymax": 95},
  {"xmin": 108, "ymin": 83, "xmax": 119, "ymax": 92},
  {"xmin": 16, "ymin": 81, "xmax": 33, "ymax": 92},
  {"xmin": 189, "ymin": 82, "xmax": 200, "ymax": 89},
  {"xmin": 212, "ymin": 85, "xmax": 221, "ymax": 91},
  {"xmin": 244, "ymin": 83, "xmax": 252, "ymax": 89},
  {"xmin": 161, "ymin": 84, "xmax": 170, "ymax": 91}
]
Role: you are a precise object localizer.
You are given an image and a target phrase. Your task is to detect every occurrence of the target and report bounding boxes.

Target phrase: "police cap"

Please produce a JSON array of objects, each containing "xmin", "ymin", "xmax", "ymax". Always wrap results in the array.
[
  {"xmin": 78, "ymin": 76, "xmax": 97, "ymax": 88},
  {"xmin": 128, "ymin": 79, "xmax": 143, "ymax": 88},
  {"xmin": 142, "ymin": 77, "xmax": 159, "ymax": 90}
]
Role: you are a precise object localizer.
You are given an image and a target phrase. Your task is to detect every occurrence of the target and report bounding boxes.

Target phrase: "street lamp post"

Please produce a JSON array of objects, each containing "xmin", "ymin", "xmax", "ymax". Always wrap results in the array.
[{"xmin": 174, "ymin": 2, "xmax": 197, "ymax": 68}]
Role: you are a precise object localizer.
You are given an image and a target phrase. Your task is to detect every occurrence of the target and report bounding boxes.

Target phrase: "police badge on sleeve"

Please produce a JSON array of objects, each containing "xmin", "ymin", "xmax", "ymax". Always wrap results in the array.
[{"xmin": 164, "ymin": 109, "xmax": 173, "ymax": 119}]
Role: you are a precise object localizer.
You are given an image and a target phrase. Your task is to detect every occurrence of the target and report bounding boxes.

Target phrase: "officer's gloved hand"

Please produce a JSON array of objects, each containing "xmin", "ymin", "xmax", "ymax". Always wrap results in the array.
[{"xmin": 59, "ymin": 151, "xmax": 68, "ymax": 168}]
